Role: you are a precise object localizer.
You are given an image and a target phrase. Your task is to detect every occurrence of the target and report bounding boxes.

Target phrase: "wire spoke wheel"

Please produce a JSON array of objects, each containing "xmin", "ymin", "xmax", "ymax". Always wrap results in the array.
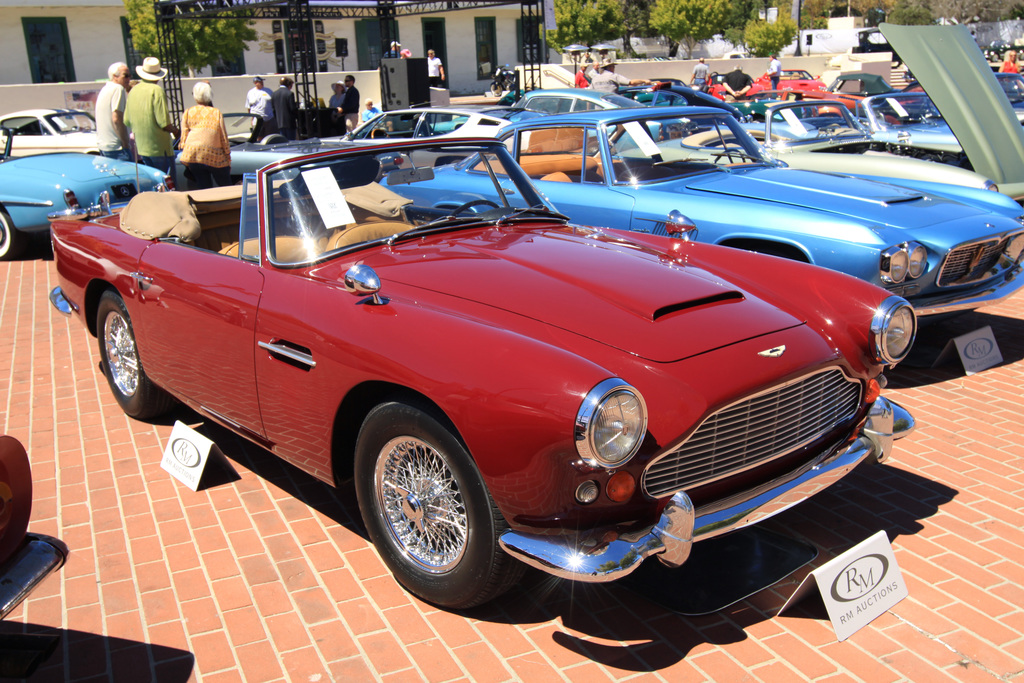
[
  {"xmin": 104, "ymin": 311, "xmax": 140, "ymax": 397},
  {"xmin": 375, "ymin": 436, "xmax": 468, "ymax": 572}
]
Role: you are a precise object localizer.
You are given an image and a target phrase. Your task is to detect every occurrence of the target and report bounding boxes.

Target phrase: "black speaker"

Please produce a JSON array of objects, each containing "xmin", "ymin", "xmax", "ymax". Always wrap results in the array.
[
  {"xmin": 335, "ymin": 38, "xmax": 348, "ymax": 57},
  {"xmin": 379, "ymin": 58, "xmax": 430, "ymax": 110}
]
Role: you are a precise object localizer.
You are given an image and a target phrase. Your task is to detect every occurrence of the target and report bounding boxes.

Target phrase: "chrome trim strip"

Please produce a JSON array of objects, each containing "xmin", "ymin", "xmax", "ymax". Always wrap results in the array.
[
  {"xmin": 913, "ymin": 265, "xmax": 1023, "ymax": 316},
  {"xmin": 499, "ymin": 397, "xmax": 912, "ymax": 583},
  {"xmin": 5, "ymin": 199, "xmax": 54, "ymax": 208}
]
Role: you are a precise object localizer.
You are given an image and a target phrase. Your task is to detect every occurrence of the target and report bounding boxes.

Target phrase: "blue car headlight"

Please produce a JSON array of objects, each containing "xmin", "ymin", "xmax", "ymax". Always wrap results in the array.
[{"xmin": 575, "ymin": 379, "xmax": 647, "ymax": 468}]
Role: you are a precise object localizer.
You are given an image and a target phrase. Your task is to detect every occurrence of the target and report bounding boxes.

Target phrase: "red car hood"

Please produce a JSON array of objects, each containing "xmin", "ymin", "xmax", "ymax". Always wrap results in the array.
[{"xmin": 362, "ymin": 224, "xmax": 804, "ymax": 363}]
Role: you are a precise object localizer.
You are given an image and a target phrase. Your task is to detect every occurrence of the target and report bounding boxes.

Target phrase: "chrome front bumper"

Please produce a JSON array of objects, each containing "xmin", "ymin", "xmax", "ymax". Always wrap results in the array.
[
  {"xmin": 0, "ymin": 534, "xmax": 69, "ymax": 619},
  {"xmin": 913, "ymin": 265, "xmax": 1023, "ymax": 317},
  {"xmin": 499, "ymin": 396, "xmax": 913, "ymax": 583}
]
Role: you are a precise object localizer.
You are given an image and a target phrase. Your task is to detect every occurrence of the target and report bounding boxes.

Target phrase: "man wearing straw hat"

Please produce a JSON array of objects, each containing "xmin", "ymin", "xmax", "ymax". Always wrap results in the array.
[{"xmin": 124, "ymin": 56, "xmax": 179, "ymax": 177}]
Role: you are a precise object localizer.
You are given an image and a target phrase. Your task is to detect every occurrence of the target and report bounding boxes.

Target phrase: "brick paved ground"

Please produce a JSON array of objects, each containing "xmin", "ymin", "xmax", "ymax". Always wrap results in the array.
[{"xmin": 2, "ymin": 238, "xmax": 1023, "ymax": 682}]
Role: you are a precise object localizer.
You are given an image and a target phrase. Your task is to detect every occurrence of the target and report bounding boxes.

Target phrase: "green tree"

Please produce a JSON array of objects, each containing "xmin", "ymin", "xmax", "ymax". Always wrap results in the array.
[
  {"xmin": 124, "ymin": 0, "xmax": 257, "ymax": 75},
  {"xmin": 546, "ymin": 0, "xmax": 625, "ymax": 54},
  {"xmin": 744, "ymin": 17, "xmax": 799, "ymax": 57},
  {"xmin": 650, "ymin": 0, "xmax": 731, "ymax": 58},
  {"xmin": 887, "ymin": 0, "xmax": 934, "ymax": 23},
  {"xmin": 621, "ymin": 0, "xmax": 654, "ymax": 58}
]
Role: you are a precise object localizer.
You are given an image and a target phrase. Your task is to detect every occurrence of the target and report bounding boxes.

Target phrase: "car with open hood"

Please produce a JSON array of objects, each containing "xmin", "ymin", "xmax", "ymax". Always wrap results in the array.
[
  {"xmin": 479, "ymin": 107, "xmax": 1023, "ymax": 318},
  {"xmin": 0, "ymin": 127, "xmax": 172, "ymax": 260},
  {"xmin": 880, "ymin": 22, "xmax": 1024, "ymax": 201},
  {"xmin": 49, "ymin": 137, "xmax": 916, "ymax": 609},
  {"xmin": 854, "ymin": 92, "xmax": 964, "ymax": 166},
  {"xmin": 752, "ymin": 100, "xmax": 1000, "ymax": 196}
]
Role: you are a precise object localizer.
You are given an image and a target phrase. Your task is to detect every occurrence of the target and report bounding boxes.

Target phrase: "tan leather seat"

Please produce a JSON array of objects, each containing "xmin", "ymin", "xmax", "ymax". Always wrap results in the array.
[{"xmin": 327, "ymin": 221, "xmax": 410, "ymax": 250}]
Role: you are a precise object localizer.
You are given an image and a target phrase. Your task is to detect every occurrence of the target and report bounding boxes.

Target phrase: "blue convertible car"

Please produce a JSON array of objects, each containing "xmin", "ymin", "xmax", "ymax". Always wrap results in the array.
[
  {"xmin": 0, "ymin": 129, "xmax": 171, "ymax": 260},
  {"xmin": 389, "ymin": 107, "xmax": 1024, "ymax": 317}
]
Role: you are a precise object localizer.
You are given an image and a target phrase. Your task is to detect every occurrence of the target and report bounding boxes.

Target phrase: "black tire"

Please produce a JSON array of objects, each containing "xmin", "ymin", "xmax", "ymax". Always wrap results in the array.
[
  {"xmin": 95, "ymin": 290, "xmax": 175, "ymax": 419},
  {"xmin": 0, "ymin": 210, "xmax": 26, "ymax": 262},
  {"xmin": 353, "ymin": 401, "xmax": 524, "ymax": 609}
]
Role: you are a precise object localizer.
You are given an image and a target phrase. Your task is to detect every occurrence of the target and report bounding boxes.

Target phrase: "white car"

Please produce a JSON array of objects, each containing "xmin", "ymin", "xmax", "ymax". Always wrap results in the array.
[
  {"xmin": 0, "ymin": 108, "xmax": 99, "ymax": 156},
  {"xmin": 342, "ymin": 106, "xmax": 542, "ymax": 142}
]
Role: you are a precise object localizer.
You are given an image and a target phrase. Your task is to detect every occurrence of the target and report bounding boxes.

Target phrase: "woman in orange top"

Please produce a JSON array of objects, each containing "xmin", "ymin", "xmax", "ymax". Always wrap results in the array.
[
  {"xmin": 179, "ymin": 81, "xmax": 231, "ymax": 189},
  {"xmin": 1000, "ymin": 49, "xmax": 1019, "ymax": 73}
]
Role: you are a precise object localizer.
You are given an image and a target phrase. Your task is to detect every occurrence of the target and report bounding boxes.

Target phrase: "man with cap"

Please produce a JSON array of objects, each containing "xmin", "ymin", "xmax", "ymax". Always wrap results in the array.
[
  {"xmin": 384, "ymin": 41, "xmax": 401, "ymax": 59},
  {"xmin": 124, "ymin": 56, "xmax": 179, "ymax": 176},
  {"xmin": 586, "ymin": 57, "xmax": 651, "ymax": 94},
  {"xmin": 245, "ymin": 76, "xmax": 277, "ymax": 136}
]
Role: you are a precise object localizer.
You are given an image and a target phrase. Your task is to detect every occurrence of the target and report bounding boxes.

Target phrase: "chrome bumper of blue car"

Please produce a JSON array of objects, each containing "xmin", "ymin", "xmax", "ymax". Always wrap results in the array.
[
  {"xmin": 0, "ymin": 534, "xmax": 69, "ymax": 619},
  {"xmin": 913, "ymin": 265, "xmax": 1023, "ymax": 317},
  {"xmin": 499, "ymin": 397, "xmax": 913, "ymax": 583}
]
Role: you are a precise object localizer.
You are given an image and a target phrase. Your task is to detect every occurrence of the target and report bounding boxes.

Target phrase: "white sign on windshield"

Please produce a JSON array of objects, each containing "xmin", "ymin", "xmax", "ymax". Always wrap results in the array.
[
  {"xmin": 623, "ymin": 121, "xmax": 664, "ymax": 157},
  {"xmin": 779, "ymin": 109, "xmax": 808, "ymax": 135},
  {"xmin": 301, "ymin": 167, "xmax": 356, "ymax": 229}
]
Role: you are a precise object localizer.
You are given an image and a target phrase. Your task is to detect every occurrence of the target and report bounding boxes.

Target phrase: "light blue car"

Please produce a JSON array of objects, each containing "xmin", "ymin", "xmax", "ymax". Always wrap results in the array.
[
  {"xmin": 855, "ymin": 92, "xmax": 964, "ymax": 166},
  {"xmin": 0, "ymin": 131, "xmax": 171, "ymax": 260},
  {"xmin": 390, "ymin": 107, "xmax": 1024, "ymax": 318}
]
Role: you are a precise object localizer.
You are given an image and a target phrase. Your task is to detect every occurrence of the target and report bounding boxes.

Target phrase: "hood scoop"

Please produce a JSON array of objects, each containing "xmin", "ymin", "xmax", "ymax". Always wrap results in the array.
[{"xmin": 653, "ymin": 291, "xmax": 744, "ymax": 321}]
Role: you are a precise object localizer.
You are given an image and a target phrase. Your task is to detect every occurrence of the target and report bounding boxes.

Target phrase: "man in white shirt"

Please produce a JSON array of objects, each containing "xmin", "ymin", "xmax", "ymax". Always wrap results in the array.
[
  {"xmin": 427, "ymin": 49, "xmax": 445, "ymax": 88},
  {"xmin": 766, "ymin": 54, "xmax": 782, "ymax": 90},
  {"xmin": 245, "ymin": 76, "xmax": 277, "ymax": 136},
  {"xmin": 95, "ymin": 62, "xmax": 132, "ymax": 160}
]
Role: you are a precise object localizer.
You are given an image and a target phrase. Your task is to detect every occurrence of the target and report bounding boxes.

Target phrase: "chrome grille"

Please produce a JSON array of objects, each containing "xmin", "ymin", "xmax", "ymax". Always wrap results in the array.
[
  {"xmin": 937, "ymin": 237, "xmax": 1011, "ymax": 287},
  {"xmin": 643, "ymin": 369, "xmax": 862, "ymax": 498}
]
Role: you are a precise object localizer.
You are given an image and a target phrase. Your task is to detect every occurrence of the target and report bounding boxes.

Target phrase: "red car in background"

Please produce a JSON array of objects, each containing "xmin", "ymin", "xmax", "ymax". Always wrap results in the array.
[{"xmin": 709, "ymin": 69, "xmax": 825, "ymax": 101}]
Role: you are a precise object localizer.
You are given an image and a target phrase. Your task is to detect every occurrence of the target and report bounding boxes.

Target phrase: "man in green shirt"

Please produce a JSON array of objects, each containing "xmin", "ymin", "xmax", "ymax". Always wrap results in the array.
[{"xmin": 125, "ymin": 57, "xmax": 179, "ymax": 177}]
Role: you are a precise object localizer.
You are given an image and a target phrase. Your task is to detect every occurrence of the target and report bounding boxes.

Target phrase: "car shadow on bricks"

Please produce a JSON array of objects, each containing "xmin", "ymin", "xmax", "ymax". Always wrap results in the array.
[
  {"xmin": 149, "ymin": 405, "xmax": 369, "ymax": 541},
  {"xmin": 456, "ymin": 461, "xmax": 954, "ymax": 672},
  {"xmin": 0, "ymin": 623, "xmax": 194, "ymax": 681},
  {"xmin": 891, "ymin": 308, "xmax": 1024, "ymax": 386}
]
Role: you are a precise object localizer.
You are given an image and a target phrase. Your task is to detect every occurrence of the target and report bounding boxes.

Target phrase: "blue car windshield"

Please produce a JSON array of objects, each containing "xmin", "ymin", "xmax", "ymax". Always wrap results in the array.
[
  {"xmin": 603, "ymin": 112, "xmax": 768, "ymax": 183},
  {"xmin": 864, "ymin": 94, "xmax": 943, "ymax": 128}
]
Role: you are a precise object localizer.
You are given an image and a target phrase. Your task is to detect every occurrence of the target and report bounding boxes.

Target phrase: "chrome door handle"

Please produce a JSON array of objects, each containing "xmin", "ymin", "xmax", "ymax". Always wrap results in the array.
[
  {"xmin": 258, "ymin": 341, "xmax": 317, "ymax": 369},
  {"xmin": 129, "ymin": 271, "xmax": 153, "ymax": 290}
]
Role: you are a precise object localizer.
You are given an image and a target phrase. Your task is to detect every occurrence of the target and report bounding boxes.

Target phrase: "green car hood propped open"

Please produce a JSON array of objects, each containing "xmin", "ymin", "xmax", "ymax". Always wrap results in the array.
[{"xmin": 881, "ymin": 22, "xmax": 1024, "ymax": 201}]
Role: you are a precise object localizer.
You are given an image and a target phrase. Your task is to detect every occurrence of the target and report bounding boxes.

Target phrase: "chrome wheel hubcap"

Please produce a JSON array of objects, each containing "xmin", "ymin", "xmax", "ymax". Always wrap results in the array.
[
  {"xmin": 375, "ymin": 436, "xmax": 467, "ymax": 572},
  {"xmin": 104, "ymin": 312, "xmax": 139, "ymax": 397}
]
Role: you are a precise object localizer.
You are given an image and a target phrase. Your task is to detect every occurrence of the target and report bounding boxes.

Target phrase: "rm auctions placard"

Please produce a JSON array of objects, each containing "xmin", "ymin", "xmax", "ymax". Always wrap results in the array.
[
  {"xmin": 780, "ymin": 530, "xmax": 908, "ymax": 641},
  {"xmin": 161, "ymin": 421, "xmax": 215, "ymax": 491}
]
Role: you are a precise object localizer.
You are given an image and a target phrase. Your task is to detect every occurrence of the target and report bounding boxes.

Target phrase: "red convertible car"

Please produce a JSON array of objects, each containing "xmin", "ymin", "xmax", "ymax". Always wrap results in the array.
[{"xmin": 49, "ymin": 139, "xmax": 916, "ymax": 608}]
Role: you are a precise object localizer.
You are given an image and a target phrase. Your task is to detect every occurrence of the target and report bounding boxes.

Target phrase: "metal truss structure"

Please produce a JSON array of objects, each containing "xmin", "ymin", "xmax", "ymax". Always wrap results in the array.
[{"xmin": 154, "ymin": 0, "xmax": 544, "ymax": 136}]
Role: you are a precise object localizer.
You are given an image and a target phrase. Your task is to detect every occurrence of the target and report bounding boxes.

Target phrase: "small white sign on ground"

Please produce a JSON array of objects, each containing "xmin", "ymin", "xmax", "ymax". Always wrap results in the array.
[
  {"xmin": 933, "ymin": 325, "xmax": 1002, "ymax": 375},
  {"xmin": 161, "ymin": 421, "xmax": 215, "ymax": 491},
  {"xmin": 779, "ymin": 530, "xmax": 908, "ymax": 641}
]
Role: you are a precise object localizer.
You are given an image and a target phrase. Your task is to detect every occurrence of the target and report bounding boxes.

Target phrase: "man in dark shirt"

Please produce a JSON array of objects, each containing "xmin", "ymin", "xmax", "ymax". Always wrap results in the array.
[
  {"xmin": 340, "ymin": 74, "xmax": 360, "ymax": 133},
  {"xmin": 272, "ymin": 77, "xmax": 298, "ymax": 140},
  {"xmin": 723, "ymin": 66, "xmax": 754, "ymax": 101}
]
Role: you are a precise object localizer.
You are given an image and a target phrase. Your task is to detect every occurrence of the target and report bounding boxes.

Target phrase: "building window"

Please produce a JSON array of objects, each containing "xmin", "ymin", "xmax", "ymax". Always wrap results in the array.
[
  {"xmin": 517, "ymin": 17, "xmax": 541, "ymax": 64},
  {"xmin": 22, "ymin": 17, "xmax": 75, "ymax": 84},
  {"xmin": 475, "ymin": 18, "xmax": 496, "ymax": 81}
]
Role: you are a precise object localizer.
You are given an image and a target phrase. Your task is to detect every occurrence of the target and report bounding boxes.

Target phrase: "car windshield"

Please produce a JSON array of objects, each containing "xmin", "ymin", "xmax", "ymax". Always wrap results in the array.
[
  {"xmin": 862, "ymin": 94, "xmax": 943, "ymax": 127},
  {"xmin": 766, "ymin": 103, "xmax": 867, "ymax": 142},
  {"xmin": 997, "ymin": 74, "xmax": 1024, "ymax": 103},
  {"xmin": 46, "ymin": 111, "xmax": 96, "ymax": 134},
  {"xmin": 600, "ymin": 112, "xmax": 768, "ymax": 183},
  {"xmin": 264, "ymin": 142, "xmax": 556, "ymax": 265},
  {"xmin": 780, "ymin": 70, "xmax": 815, "ymax": 81}
]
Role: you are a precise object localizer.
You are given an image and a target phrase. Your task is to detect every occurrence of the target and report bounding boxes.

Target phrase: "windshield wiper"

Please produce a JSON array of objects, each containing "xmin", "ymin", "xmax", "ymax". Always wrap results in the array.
[{"xmin": 496, "ymin": 204, "xmax": 570, "ymax": 225}]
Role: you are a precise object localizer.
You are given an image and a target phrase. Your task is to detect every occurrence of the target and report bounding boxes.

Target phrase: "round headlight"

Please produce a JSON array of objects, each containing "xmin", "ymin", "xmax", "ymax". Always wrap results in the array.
[
  {"xmin": 907, "ymin": 242, "xmax": 928, "ymax": 279},
  {"xmin": 881, "ymin": 246, "xmax": 909, "ymax": 284},
  {"xmin": 871, "ymin": 296, "xmax": 917, "ymax": 365},
  {"xmin": 575, "ymin": 379, "xmax": 647, "ymax": 468}
]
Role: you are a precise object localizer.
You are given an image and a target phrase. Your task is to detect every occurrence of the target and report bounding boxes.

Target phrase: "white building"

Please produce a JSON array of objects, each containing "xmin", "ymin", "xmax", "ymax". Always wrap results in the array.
[{"xmin": 0, "ymin": 0, "xmax": 533, "ymax": 95}]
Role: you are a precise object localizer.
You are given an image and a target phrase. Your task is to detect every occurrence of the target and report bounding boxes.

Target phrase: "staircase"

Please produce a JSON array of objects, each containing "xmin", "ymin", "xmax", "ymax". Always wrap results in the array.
[{"xmin": 889, "ymin": 62, "xmax": 911, "ymax": 89}]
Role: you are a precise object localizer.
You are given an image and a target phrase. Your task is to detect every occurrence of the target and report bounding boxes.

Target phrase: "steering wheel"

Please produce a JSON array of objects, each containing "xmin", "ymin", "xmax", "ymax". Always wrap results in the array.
[{"xmin": 451, "ymin": 199, "xmax": 501, "ymax": 216}]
